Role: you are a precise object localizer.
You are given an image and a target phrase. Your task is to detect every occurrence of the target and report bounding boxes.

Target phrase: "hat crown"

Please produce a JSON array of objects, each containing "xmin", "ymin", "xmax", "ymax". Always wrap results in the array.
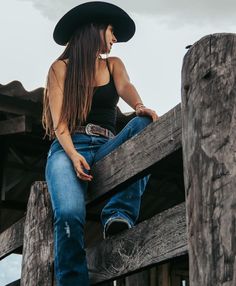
[{"xmin": 53, "ymin": 1, "xmax": 135, "ymax": 45}]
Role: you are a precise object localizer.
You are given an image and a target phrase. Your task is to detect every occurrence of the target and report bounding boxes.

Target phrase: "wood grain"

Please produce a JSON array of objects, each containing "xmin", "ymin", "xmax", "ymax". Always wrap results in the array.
[
  {"xmin": 21, "ymin": 182, "xmax": 54, "ymax": 286},
  {"xmin": 87, "ymin": 203, "xmax": 187, "ymax": 284},
  {"xmin": 182, "ymin": 33, "xmax": 236, "ymax": 286}
]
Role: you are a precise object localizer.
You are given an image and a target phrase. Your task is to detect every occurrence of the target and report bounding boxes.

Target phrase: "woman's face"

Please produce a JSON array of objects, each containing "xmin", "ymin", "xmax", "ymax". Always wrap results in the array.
[{"xmin": 101, "ymin": 24, "xmax": 117, "ymax": 54}]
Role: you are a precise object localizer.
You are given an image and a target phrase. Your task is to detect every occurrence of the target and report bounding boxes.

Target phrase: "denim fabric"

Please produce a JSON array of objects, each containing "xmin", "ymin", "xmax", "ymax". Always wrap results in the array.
[{"xmin": 45, "ymin": 116, "xmax": 151, "ymax": 286}]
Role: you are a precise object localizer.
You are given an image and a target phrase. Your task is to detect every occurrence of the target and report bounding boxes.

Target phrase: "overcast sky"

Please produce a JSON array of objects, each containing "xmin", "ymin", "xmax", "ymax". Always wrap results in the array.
[{"xmin": 1, "ymin": 0, "xmax": 236, "ymax": 284}]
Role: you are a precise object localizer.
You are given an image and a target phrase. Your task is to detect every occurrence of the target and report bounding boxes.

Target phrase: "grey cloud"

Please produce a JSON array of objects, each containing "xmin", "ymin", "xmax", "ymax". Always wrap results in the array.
[
  {"xmin": 18, "ymin": 0, "xmax": 80, "ymax": 21},
  {"xmin": 17, "ymin": 0, "xmax": 236, "ymax": 26}
]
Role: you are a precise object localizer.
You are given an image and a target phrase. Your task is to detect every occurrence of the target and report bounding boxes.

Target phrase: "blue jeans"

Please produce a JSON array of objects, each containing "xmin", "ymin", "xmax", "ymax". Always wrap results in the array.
[{"xmin": 45, "ymin": 116, "xmax": 151, "ymax": 286}]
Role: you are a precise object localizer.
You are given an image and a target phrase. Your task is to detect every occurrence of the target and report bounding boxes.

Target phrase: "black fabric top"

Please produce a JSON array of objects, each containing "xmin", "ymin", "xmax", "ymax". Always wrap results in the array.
[{"xmin": 85, "ymin": 60, "xmax": 119, "ymax": 134}]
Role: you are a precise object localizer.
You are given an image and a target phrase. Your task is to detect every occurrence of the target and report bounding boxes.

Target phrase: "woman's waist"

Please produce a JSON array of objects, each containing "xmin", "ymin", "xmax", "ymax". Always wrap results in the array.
[
  {"xmin": 48, "ymin": 132, "xmax": 108, "ymax": 159},
  {"xmin": 74, "ymin": 123, "xmax": 115, "ymax": 138},
  {"xmin": 85, "ymin": 109, "xmax": 117, "ymax": 134}
]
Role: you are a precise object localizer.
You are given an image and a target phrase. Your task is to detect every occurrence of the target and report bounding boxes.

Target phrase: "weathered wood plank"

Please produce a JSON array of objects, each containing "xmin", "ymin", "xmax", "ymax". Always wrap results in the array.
[
  {"xmin": 182, "ymin": 33, "xmax": 236, "ymax": 286},
  {"xmin": 0, "ymin": 116, "xmax": 31, "ymax": 135},
  {"xmin": 0, "ymin": 216, "xmax": 25, "ymax": 260},
  {"xmin": 0, "ymin": 93, "xmax": 42, "ymax": 119},
  {"xmin": 87, "ymin": 202, "xmax": 187, "ymax": 284},
  {"xmin": 21, "ymin": 182, "xmax": 54, "ymax": 286},
  {"xmin": 88, "ymin": 103, "xmax": 182, "ymax": 203}
]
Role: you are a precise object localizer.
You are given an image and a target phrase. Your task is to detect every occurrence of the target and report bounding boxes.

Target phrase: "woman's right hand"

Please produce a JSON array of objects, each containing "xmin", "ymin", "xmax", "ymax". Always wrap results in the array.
[{"xmin": 70, "ymin": 152, "xmax": 93, "ymax": 181}]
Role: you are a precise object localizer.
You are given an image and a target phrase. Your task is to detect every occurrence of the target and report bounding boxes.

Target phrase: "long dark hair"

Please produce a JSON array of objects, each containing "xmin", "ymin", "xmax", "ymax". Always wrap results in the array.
[{"xmin": 42, "ymin": 22, "xmax": 108, "ymax": 139}]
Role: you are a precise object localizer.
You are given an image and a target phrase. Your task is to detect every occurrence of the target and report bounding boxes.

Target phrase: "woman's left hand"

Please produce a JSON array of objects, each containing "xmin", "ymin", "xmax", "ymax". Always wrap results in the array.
[{"xmin": 136, "ymin": 106, "xmax": 159, "ymax": 122}]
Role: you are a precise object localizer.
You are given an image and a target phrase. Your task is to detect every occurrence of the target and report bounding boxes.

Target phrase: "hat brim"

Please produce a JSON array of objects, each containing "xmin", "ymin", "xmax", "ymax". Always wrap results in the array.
[{"xmin": 53, "ymin": 1, "xmax": 136, "ymax": 45}]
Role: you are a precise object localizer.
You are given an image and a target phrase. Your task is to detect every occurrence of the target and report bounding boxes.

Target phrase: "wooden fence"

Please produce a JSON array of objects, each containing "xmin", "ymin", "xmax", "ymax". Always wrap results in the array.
[{"xmin": 0, "ymin": 33, "xmax": 236, "ymax": 286}]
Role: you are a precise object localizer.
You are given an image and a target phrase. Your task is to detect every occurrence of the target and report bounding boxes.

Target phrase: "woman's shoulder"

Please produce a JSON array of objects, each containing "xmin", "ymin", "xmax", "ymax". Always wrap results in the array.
[
  {"xmin": 107, "ymin": 56, "xmax": 126, "ymax": 73},
  {"xmin": 48, "ymin": 59, "xmax": 67, "ymax": 79},
  {"xmin": 108, "ymin": 56, "xmax": 123, "ymax": 65},
  {"xmin": 50, "ymin": 59, "xmax": 68, "ymax": 70}
]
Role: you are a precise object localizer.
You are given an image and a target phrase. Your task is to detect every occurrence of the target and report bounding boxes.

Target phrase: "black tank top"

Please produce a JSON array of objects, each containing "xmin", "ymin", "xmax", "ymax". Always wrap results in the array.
[{"xmin": 85, "ymin": 59, "xmax": 119, "ymax": 134}]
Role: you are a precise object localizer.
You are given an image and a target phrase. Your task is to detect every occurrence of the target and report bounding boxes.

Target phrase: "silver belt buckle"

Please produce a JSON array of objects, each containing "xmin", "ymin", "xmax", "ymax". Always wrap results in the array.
[{"xmin": 85, "ymin": 123, "xmax": 99, "ymax": 136}]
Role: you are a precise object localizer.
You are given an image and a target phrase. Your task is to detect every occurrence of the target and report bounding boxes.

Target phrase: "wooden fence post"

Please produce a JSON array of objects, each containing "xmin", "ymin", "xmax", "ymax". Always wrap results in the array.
[
  {"xmin": 21, "ymin": 182, "xmax": 54, "ymax": 286},
  {"xmin": 181, "ymin": 33, "xmax": 236, "ymax": 285}
]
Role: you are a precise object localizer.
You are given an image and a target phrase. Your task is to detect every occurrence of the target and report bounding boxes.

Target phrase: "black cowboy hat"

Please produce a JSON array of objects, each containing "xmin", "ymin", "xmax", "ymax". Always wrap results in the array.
[{"xmin": 53, "ymin": 1, "xmax": 136, "ymax": 45}]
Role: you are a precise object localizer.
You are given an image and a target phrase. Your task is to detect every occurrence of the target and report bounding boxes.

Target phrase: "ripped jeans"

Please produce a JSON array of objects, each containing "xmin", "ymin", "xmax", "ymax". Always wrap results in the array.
[{"xmin": 45, "ymin": 116, "xmax": 151, "ymax": 286}]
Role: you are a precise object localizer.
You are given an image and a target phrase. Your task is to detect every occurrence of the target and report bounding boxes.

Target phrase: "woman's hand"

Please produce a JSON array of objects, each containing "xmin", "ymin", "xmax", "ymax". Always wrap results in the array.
[
  {"xmin": 136, "ymin": 105, "xmax": 159, "ymax": 122},
  {"xmin": 70, "ymin": 152, "xmax": 93, "ymax": 181}
]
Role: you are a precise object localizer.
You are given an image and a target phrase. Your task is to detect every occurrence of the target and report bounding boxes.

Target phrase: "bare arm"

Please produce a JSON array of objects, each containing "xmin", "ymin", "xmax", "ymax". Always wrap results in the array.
[
  {"xmin": 47, "ymin": 60, "xmax": 92, "ymax": 181},
  {"xmin": 111, "ymin": 57, "xmax": 158, "ymax": 121}
]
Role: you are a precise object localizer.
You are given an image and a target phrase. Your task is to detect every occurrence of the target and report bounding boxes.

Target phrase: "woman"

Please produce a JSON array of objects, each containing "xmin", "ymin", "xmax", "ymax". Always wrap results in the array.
[{"xmin": 42, "ymin": 2, "xmax": 158, "ymax": 285}]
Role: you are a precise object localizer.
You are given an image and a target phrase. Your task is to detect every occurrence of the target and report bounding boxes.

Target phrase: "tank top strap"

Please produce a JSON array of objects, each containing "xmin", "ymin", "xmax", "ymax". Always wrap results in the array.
[
  {"xmin": 61, "ymin": 59, "xmax": 67, "ymax": 65},
  {"xmin": 106, "ymin": 57, "xmax": 112, "ymax": 77}
]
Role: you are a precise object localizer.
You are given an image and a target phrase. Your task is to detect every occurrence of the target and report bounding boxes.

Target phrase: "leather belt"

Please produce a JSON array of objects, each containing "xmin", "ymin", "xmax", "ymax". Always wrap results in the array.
[{"xmin": 74, "ymin": 123, "xmax": 115, "ymax": 139}]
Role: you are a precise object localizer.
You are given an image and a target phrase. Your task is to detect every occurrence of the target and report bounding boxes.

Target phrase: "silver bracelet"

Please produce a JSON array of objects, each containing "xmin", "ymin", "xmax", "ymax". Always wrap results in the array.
[{"xmin": 135, "ymin": 104, "xmax": 145, "ymax": 112}]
